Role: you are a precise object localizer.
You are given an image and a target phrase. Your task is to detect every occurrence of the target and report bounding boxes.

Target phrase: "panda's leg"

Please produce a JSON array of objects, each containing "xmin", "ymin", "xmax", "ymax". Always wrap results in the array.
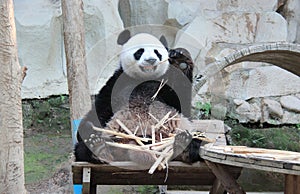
[
  {"xmin": 74, "ymin": 107, "xmax": 105, "ymax": 163},
  {"xmin": 74, "ymin": 141, "xmax": 102, "ymax": 163}
]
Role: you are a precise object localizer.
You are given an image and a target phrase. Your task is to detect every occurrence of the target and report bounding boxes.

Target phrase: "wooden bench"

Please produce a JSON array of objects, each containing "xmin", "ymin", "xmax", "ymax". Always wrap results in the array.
[
  {"xmin": 72, "ymin": 161, "xmax": 242, "ymax": 194},
  {"xmin": 72, "ymin": 120, "xmax": 243, "ymax": 194}
]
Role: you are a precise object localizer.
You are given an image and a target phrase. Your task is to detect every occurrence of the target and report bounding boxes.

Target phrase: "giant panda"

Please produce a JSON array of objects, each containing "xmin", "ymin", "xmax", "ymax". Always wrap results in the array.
[{"xmin": 75, "ymin": 30, "xmax": 201, "ymax": 165}]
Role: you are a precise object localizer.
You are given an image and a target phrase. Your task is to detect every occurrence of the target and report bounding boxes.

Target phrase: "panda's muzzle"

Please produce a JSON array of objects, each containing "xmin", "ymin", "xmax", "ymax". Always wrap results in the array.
[
  {"xmin": 140, "ymin": 58, "xmax": 158, "ymax": 72},
  {"xmin": 145, "ymin": 58, "xmax": 157, "ymax": 65}
]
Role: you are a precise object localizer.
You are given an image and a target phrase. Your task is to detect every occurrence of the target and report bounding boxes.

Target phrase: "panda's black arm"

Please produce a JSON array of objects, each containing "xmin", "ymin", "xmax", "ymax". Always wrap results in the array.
[
  {"xmin": 157, "ymin": 71, "xmax": 193, "ymax": 118},
  {"xmin": 94, "ymin": 68, "xmax": 124, "ymax": 127}
]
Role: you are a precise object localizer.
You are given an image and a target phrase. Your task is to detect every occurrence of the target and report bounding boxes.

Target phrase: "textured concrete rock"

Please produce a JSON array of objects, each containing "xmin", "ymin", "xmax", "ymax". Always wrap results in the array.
[
  {"xmin": 280, "ymin": 96, "xmax": 300, "ymax": 113},
  {"xmin": 234, "ymin": 100, "xmax": 261, "ymax": 123},
  {"xmin": 174, "ymin": 12, "xmax": 257, "ymax": 59},
  {"xmin": 280, "ymin": 0, "xmax": 300, "ymax": 43},
  {"xmin": 263, "ymin": 98, "xmax": 283, "ymax": 119},
  {"xmin": 15, "ymin": 0, "xmax": 67, "ymax": 98},
  {"xmin": 216, "ymin": 0, "xmax": 279, "ymax": 12},
  {"xmin": 167, "ymin": 0, "xmax": 201, "ymax": 25},
  {"xmin": 254, "ymin": 12, "xmax": 288, "ymax": 42},
  {"xmin": 15, "ymin": 0, "xmax": 123, "ymax": 98},
  {"xmin": 282, "ymin": 111, "xmax": 300, "ymax": 124},
  {"xmin": 167, "ymin": 0, "xmax": 279, "ymax": 25},
  {"xmin": 225, "ymin": 66, "xmax": 300, "ymax": 100},
  {"xmin": 120, "ymin": 0, "xmax": 168, "ymax": 27},
  {"xmin": 233, "ymin": 99, "xmax": 245, "ymax": 106}
]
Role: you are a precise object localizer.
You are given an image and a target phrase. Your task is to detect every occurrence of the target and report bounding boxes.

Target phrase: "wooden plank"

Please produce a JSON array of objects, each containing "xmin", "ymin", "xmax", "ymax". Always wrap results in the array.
[
  {"xmin": 82, "ymin": 167, "xmax": 91, "ymax": 194},
  {"xmin": 191, "ymin": 120, "xmax": 225, "ymax": 134},
  {"xmin": 201, "ymin": 145, "xmax": 300, "ymax": 175},
  {"xmin": 205, "ymin": 133, "xmax": 227, "ymax": 146},
  {"xmin": 72, "ymin": 161, "xmax": 242, "ymax": 185},
  {"xmin": 205, "ymin": 161, "xmax": 245, "ymax": 194},
  {"xmin": 285, "ymin": 175, "xmax": 300, "ymax": 194}
]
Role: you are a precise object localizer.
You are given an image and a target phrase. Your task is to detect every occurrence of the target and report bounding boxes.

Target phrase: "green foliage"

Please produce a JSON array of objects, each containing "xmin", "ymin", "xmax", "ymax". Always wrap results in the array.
[
  {"xmin": 194, "ymin": 101, "xmax": 211, "ymax": 119},
  {"xmin": 228, "ymin": 122, "xmax": 300, "ymax": 152},
  {"xmin": 22, "ymin": 95, "xmax": 70, "ymax": 132}
]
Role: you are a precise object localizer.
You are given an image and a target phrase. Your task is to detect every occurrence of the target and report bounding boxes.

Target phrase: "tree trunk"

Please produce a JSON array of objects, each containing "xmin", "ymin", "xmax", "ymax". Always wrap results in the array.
[
  {"xmin": 61, "ymin": 0, "xmax": 91, "ymax": 144},
  {"xmin": 0, "ymin": 0, "xmax": 26, "ymax": 193}
]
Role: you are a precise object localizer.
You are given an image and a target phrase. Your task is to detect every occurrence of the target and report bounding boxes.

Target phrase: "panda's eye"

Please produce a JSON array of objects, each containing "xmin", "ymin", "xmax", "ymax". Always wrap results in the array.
[
  {"xmin": 154, "ymin": 49, "xmax": 162, "ymax": 61},
  {"xmin": 134, "ymin": 48, "xmax": 145, "ymax": 60}
]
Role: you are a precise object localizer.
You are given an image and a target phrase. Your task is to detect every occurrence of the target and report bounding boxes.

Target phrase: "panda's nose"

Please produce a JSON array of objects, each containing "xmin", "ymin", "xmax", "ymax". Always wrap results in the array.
[{"xmin": 145, "ymin": 58, "xmax": 157, "ymax": 65}]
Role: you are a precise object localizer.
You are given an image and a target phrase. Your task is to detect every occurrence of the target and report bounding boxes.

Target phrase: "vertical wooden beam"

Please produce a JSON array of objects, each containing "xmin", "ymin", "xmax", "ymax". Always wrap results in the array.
[
  {"xmin": 285, "ymin": 174, "xmax": 300, "ymax": 194},
  {"xmin": 205, "ymin": 160, "xmax": 245, "ymax": 194}
]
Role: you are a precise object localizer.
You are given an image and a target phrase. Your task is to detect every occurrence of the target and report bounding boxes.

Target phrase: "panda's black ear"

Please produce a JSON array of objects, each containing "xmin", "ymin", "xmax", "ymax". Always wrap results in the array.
[
  {"xmin": 159, "ymin": 35, "xmax": 168, "ymax": 50},
  {"xmin": 117, "ymin": 30, "xmax": 131, "ymax": 45}
]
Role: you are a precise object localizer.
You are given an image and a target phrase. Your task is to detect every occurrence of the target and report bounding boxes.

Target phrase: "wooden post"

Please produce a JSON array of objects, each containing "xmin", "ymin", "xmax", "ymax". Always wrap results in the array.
[
  {"xmin": 205, "ymin": 160, "xmax": 246, "ymax": 194},
  {"xmin": 61, "ymin": 0, "xmax": 91, "ymax": 144},
  {"xmin": 285, "ymin": 175, "xmax": 300, "ymax": 194},
  {"xmin": 0, "ymin": 0, "xmax": 26, "ymax": 193},
  {"xmin": 82, "ymin": 167, "xmax": 91, "ymax": 194},
  {"xmin": 210, "ymin": 179, "xmax": 226, "ymax": 194}
]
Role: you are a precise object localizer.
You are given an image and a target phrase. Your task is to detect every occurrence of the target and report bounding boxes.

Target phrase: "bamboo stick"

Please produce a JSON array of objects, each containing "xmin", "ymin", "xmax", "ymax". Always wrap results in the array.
[
  {"xmin": 116, "ymin": 119, "xmax": 144, "ymax": 146},
  {"xmin": 92, "ymin": 126, "xmax": 151, "ymax": 142}
]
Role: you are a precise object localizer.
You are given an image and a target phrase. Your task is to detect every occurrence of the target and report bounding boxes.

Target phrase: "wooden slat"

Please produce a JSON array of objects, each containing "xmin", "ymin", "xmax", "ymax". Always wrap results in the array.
[
  {"xmin": 72, "ymin": 161, "xmax": 241, "ymax": 185},
  {"xmin": 201, "ymin": 145, "xmax": 300, "ymax": 175}
]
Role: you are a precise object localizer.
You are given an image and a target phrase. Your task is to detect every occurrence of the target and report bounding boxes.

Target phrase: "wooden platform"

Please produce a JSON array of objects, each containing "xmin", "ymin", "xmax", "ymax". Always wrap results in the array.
[
  {"xmin": 201, "ymin": 145, "xmax": 300, "ymax": 175},
  {"xmin": 201, "ymin": 145, "xmax": 300, "ymax": 194}
]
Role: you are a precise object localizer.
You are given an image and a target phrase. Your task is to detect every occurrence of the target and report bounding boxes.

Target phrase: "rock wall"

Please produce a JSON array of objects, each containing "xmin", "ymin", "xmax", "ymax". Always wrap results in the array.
[{"xmin": 15, "ymin": 0, "xmax": 300, "ymax": 124}]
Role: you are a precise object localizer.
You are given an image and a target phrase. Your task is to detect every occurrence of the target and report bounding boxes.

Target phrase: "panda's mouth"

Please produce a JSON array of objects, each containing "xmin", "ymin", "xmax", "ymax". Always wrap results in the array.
[{"xmin": 139, "ymin": 65, "xmax": 157, "ymax": 72}]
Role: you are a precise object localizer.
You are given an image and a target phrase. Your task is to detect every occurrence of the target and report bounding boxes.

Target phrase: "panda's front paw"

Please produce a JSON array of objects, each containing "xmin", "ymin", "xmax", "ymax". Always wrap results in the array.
[
  {"xmin": 172, "ymin": 130, "xmax": 193, "ymax": 161},
  {"xmin": 84, "ymin": 134, "xmax": 113, "ymax": 163},
  {"xmin": 169, "ymin": 48, "xmax": 191, "ymax": 61},
  {"xmin": 84, "ymin": 133, "xmax": 102, "ymax": 149}
]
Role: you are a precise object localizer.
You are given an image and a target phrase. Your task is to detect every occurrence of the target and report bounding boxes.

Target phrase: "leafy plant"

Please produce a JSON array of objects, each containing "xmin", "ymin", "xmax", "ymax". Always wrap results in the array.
[
  {"xmin": 296, "ymin": 123, "xmax": 300, "ymax": 131},
  {"xmin": 194, "ymin": 101, "xmax": 211, "ymax": 119}
]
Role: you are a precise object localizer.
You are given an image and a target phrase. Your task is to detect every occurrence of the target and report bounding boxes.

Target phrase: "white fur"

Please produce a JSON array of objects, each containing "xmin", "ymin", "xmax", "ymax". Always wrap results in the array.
[{"xmin": 120, "ymin": 33, "xmax": 169, "ymax": 80}]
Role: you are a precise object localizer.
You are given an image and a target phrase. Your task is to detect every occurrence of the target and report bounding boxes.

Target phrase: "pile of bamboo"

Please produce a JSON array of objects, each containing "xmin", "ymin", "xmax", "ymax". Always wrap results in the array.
[{"xmin": 92, "ymin": 110, "xmax": 215, "ymax": 174}]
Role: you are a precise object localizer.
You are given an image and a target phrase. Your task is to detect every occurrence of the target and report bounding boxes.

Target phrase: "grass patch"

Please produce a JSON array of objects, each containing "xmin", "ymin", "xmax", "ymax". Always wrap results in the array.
[
  {"xmin": 227, "ymin": 120, "xmax": 300, "ymax": 152},
  {"xmin": 136, "ymin": 185, "xmax": 158, "ymax": 194},
  {"xmin": 23, "ymin": 96, "xmax": 72, "ymax": 184},
  {"xmin": 24, "ymin": 131, "xmax": 72, "ymax": 184}
]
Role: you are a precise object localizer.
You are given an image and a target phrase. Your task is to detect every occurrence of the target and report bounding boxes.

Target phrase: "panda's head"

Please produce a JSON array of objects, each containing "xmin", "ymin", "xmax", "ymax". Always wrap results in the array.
[{"xmin": 118, "ymin": 30, "xmax": 169, "ymax": 80}]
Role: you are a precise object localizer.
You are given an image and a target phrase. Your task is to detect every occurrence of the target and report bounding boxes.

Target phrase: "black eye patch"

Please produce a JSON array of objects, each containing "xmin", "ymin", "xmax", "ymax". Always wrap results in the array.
[
  {"xmin": 134, "ymin": 48, "xmax": 145, "ymax": 60},
  {"xmin": 154, "ymin": 49, "xmax": 162, "ymax": 61}
]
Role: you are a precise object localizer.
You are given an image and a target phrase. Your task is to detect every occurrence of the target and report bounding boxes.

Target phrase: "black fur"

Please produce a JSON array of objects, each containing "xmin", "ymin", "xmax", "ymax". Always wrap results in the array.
[{"xmin": 133, "ymin": 48, "xmax": 145, "ymax": 60}]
